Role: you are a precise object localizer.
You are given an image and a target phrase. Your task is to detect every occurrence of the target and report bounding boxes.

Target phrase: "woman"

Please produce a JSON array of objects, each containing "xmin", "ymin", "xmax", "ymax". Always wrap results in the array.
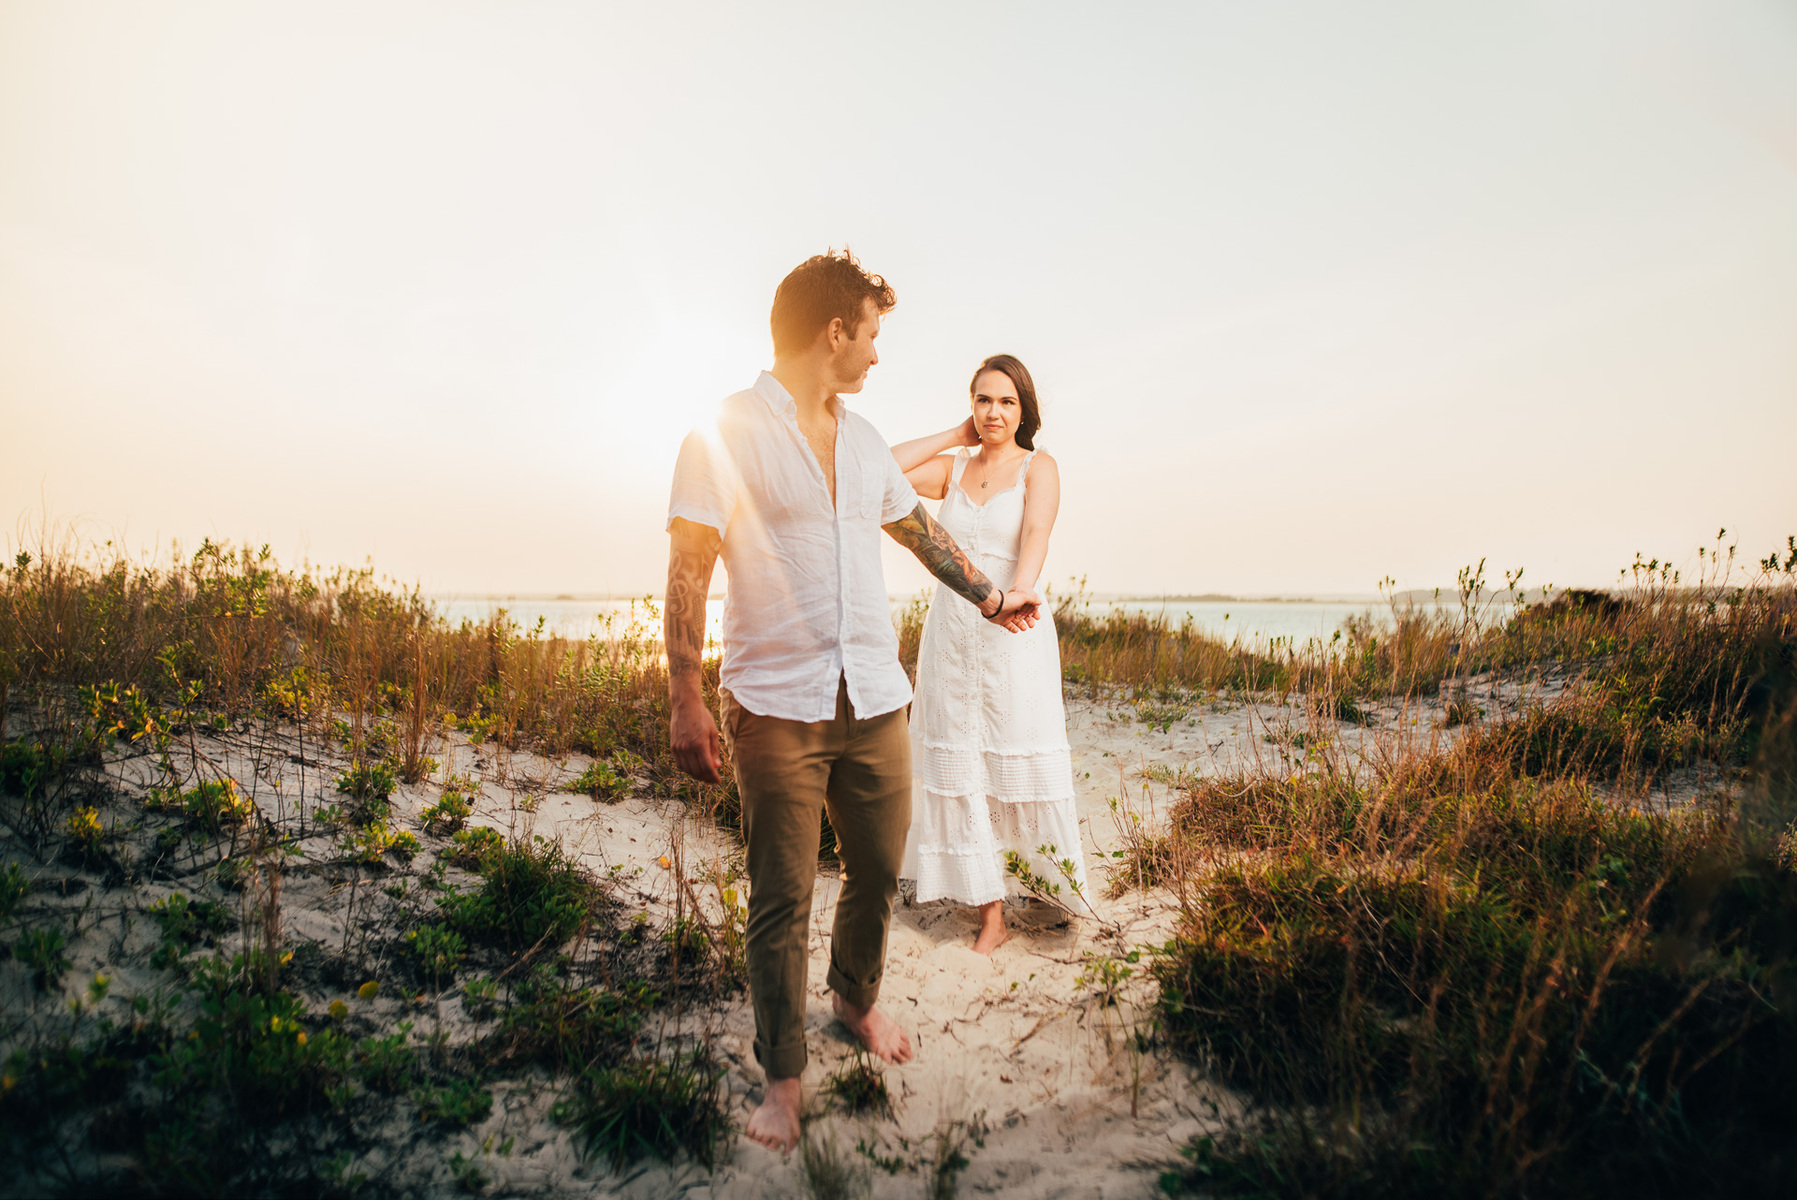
[{"xmin": 891, "ymin": 354, "xmax": 1087, "ymax": 954}]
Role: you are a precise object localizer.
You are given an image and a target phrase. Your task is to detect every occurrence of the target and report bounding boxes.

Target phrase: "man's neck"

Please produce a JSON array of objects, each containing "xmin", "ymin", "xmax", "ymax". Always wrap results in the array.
[{"xmin": 769, "ymin": 360, "xmax": 838, "ymax": 424}]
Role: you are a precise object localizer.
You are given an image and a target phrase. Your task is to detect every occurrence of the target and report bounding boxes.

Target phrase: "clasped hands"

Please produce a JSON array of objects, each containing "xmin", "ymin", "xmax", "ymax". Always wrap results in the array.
[{"xmin": 984, "ymin": 587, "xmax": 1043, "ymax": 632}]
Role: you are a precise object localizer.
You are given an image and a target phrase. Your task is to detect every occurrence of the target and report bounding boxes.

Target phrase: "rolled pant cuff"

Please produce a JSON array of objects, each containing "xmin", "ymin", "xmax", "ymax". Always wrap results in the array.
[
  {"xmin": 754, "ymin": 1037, "xmax": 808, "ymax": 1080},
  {"xmin": 826, "ymin": 961, "xmax": 881, "ymax": 1010}
]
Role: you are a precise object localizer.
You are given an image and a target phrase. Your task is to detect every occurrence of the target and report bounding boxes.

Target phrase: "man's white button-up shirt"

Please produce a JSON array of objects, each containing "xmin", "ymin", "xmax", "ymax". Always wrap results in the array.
[{"xmin": 666, "ymin": 371, "xmax": 921, "ymax": 723}]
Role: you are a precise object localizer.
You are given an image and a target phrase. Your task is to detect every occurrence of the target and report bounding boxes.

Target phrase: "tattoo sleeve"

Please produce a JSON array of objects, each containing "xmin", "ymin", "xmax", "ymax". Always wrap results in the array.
[
  {"xmin": 883, "ymin": 502, "xmax": 998, "ymax": 615},
  {"xmin": 665, "ymin": 519, "xmax": 722, "ymax": 689}
]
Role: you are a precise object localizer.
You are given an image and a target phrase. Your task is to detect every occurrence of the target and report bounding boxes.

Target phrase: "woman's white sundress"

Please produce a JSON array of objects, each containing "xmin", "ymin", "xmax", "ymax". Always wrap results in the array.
[{"xmin": 902, "ymin": 448, "xmax": 1089, "ymax": 907}]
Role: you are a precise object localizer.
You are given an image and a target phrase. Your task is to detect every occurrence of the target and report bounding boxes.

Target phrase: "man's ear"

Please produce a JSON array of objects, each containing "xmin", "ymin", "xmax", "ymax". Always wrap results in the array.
[{"xmin": 823, "ymin": 316, "xmax": 846, "ymax": 350}]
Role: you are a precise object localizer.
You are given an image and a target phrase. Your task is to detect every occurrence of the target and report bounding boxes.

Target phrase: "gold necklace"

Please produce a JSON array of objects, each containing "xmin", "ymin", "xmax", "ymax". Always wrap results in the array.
[{"xmin": 975, "ymin": 449, "xmax": 1020, "ymax": 489}]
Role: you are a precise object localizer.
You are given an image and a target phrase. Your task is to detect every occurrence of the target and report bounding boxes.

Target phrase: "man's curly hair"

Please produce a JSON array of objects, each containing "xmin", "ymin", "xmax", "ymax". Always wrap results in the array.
[{"xmin": 769, "ymin": 247, "xmax": 896, "ymax": 357}]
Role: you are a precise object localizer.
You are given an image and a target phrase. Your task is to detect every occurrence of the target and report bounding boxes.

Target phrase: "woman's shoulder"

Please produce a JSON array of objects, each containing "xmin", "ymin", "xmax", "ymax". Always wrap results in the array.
[{"xmin": 1025, "ymin": 448, "xmax": 1058, "ymax": 474}]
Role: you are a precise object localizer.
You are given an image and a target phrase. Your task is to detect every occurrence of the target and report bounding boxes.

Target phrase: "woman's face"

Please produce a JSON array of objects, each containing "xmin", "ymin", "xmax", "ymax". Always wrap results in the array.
[{"xmin": 971, "ymin": 369, "xmax": 1022, "ymax": 447}]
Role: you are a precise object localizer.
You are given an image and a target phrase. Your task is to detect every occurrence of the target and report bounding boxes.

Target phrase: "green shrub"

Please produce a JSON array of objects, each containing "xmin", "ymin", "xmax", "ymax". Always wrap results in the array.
[
  {"xmin": 405, "ymin": 923, "xmax": 466, "ymax": 985},
  {"xmin": 414, "ymin": 1076, "xmax": 493, "ymax": 1127},
  {"xmin": 64, "ymin": 805, "xmax": 104, "ymax": 860},
  {"xmin": 181, "ymin": 779, "xmax": 255, "ymax": 830},
  {"xmin": 355, "ymin": 1024, "xmax": 416, "ymax": 1094},
  {"xmin": 447, "ymin": 826, "xmax": 505, "ymax": 867},
  {"xmin": 565, "ymin": 760, "xmax": 630, "ymax": 802},
  {"xmin": 485, "ymin": 965, "xmax": 655, "ymax": 1073},
  {"xmin": 150, "ymin": 983, "xmax": 353, "ymax": 1116},
  {"xmin": 149, "ymin": 892, "xmax": 234, "ymax": 967},
  {"xmin": 439, "ymin": 836, "xmax": 595, "ymax": 951},
  {"xmin": 0, "ymin": 862, "xmax": 28, "ymax": 920},
  {"xmin": 556, "ymin": 1051, "xmax": 729, "ymax": 1170},
  {"xmin": 17, "ymin": 925, "xmax": 71, "ymax": 991},
  {"xmin": 335, "ymin": 761, "xmax": 398, "ymax": 820},
  {"xmin": 0, "ymin": 740, "xmax": 63, "ymax": 799},
  {"xmin": 661, "ymin": 915, "xmax": 710, "ymax": 967},
  {"xmin": 823, "ymin": 1051, "xmax": 891, "ymax": 1118},
  {"xmin": 421, "ymin": 791, "xmax": 473, "ymax": 833},
  {"xmin": 463, "ymin": 975, "xmax": 500, "ymax": 1019},
  {"xmin": 341, "ymin": 820, "xmax": 419, "ymax": 863}
]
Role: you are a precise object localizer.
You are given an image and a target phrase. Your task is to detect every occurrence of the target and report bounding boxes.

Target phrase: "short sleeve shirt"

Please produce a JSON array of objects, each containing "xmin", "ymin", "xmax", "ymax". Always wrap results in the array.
[{"xmin": 667, "ymin": 371, "xmax": 920, "ymax": 722}]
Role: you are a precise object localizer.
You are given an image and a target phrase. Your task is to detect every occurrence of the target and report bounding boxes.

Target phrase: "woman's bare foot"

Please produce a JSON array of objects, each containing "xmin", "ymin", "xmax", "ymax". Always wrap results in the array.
[
  {"xmin": 745, "ymin": 1076, "xmax": 802, "ymax": 1153},
  {"xmin": 831, "ymin": 992, "xmax": 914, "ymax": 1064},
  {"xmin": 973, "ymin": 900, "xmax": 1010, "ymax": 955}
]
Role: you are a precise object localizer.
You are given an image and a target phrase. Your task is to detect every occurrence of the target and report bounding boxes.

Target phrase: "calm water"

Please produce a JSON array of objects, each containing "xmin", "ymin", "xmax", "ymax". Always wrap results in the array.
[{"xmin": 433, "ymin": 595, "xmax": 1464, "ymax": 649}]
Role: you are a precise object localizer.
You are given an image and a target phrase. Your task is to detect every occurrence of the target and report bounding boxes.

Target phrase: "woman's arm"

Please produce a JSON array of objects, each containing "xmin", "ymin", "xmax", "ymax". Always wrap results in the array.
[
  {"xmin": 904, "ymin": 455, "xmax": 954, "ymax": 500},
  {"xmin": 1011, "ymin": 452, "xmax": 1061, "ymax": 594},
  {"xmin": 891, "ymin": 417, "xmax": 977, "ymax": 473}
]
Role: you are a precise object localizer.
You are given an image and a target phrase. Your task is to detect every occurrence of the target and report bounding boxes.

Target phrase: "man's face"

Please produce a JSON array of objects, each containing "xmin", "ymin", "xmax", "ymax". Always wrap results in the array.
[{"xmin": 826, "ymin": 297, "xmax": 882, "ymax": 394}]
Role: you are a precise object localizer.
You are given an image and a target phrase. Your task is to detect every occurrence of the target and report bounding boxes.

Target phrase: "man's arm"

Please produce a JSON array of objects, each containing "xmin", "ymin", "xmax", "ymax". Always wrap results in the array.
[
  {"xmin": 666, "ymin": 517, "xmax": 723, "ymax": 783},
  {"xmin": 883, "ymin": 502, "xmax": 1040, "ymax": 630}
]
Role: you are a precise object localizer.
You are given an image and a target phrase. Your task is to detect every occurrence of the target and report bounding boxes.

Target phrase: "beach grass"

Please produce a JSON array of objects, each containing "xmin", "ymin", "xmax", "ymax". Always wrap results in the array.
[
  {"xmin": 2, "ymin": 526, "xmax": 1794, "ymax": 1194},
  {"xmin": 0, "ymin": 531, "xmax": 739, "ymax": 831},
  {"xmin": 0, "ymin": 532, "xmax": 747, "ymax": 1193},
  {"xmin": 1147, "ymin": 536, "xmax": 1797, "ymax": 1197}
]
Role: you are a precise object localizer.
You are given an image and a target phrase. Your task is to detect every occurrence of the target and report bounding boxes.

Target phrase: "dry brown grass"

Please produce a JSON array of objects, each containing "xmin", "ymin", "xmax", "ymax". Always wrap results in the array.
[
  {"xmin": 1149, "ymin": 537, "xmax": 1797, "ymax": 1198},
  {"xmin": 0, "ymin": 531, "xmax": 738, "ymax": 831}
]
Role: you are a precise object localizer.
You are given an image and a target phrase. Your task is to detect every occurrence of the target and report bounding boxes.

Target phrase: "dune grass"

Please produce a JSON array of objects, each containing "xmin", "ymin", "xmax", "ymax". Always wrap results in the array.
[
  {"xmin": 1055, "ymin": 540, "xmax": 1796, "ymax": 720},
  {"xmin": 1147, "ymin": 537, "xmax": 1797, "ymax": 1198},
  {"xmin": 0, "ymin": 532, "xmax": 736, "ymax": 808},
  {"xmin": 3, "ymin": 527, "xmax": 1794, "ymax": 1194},
  {"xmin": 0, "ymin": 533, "xmax": 747, "ymax": 1193}
]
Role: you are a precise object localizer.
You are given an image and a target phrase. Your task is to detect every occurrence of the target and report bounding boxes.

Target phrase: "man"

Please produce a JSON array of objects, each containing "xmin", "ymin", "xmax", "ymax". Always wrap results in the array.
[{"xmin": 664, "ymin": 249, "xmax": 1040, "ymax": 1153}]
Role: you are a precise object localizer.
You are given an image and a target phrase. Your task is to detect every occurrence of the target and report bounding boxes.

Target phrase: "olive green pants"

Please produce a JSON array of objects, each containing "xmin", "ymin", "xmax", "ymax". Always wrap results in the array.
[{"xmin": 719, "ymin": 678, "xmax": 911, "ymax": 1079}]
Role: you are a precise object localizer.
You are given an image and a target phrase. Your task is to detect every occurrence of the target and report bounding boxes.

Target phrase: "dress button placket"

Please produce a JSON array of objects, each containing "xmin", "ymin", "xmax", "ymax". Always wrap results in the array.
[{"xmin": 971, "ymin": 501, "xmax": 986, "ymax": 780}]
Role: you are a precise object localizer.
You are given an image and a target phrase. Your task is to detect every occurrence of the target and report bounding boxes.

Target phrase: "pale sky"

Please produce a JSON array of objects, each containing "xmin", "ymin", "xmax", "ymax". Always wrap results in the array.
[{"xmin": 3, "ymin": 0, "xmax": 1794, "ymax": 598}]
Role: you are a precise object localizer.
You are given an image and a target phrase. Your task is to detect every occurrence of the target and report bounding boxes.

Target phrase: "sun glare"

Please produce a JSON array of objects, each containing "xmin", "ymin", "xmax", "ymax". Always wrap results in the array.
[{"xmin": 593, "ymin": 311, "xmax": 765, "ymax": 476}]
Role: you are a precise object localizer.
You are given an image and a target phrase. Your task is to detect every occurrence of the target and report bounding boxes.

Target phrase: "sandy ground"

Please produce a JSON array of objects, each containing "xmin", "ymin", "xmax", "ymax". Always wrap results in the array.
[
  {"xmin": 429, "ymin": 694, "xmax": 1265, "ymax": 1199},
  {"xmin": 3, "ymin": 674, "xmax": 1724, "ymax": 1197}
]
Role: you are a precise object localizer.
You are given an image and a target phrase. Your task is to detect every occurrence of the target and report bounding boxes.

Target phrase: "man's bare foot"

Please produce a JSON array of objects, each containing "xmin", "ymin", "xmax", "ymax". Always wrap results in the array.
[
  {"xmin": 745, "ymin": 1075, "xmax": 802, "ymax": 1153},
  {"xmin": 831, "ymin": 992, "xmax": 914, "ymax": 1064}
]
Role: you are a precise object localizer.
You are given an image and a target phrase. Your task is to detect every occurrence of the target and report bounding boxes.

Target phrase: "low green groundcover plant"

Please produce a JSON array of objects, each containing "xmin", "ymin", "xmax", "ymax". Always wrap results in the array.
[
  {"xmin": 565, "ymin": 759, "xmax": 631, "ymax": 801},
  {"xmin": 438, "ymin": 834, "xmax": 596, "ymax": 951},
  {"xmin": 556, "ymin": 1050, "xmax": 730, "ymax": 1170},
  {"xmin": 0, "ymin": 739, "xmax": 64, "ymax": 799},
  {"xmin": 485, "ymin": 963, "xmax": 657, "ymax": 1073}
]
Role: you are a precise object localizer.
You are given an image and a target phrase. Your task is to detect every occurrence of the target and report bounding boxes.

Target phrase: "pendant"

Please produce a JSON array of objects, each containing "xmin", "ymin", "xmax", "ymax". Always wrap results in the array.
[{"xmin": 981, "ymin": 480, "xmax": 989, "ymax": 488}]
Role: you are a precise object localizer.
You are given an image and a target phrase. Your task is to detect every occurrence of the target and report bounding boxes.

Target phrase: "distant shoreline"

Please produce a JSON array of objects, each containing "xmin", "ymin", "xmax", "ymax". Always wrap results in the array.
[{"xmin": 427, "ymin": 592, "xmax": 1402, "ymax": 605}]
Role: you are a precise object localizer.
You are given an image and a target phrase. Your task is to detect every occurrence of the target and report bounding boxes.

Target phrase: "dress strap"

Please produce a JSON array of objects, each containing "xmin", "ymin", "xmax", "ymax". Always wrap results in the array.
[
  {"xmin": 949, "ymin": 448, "xmax": 970, "ymax": 485},
  {"xmin": 1017, "ymin": 449, "xmax": 1039, "ymax": 488}
]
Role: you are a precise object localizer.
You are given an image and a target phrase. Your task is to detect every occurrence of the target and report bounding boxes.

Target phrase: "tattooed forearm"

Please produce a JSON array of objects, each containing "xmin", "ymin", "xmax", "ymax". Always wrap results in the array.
[
  {"xmin": 883, "ymin": 503, "xmax": 999, "ymax": 616},
  {"xmin": 665, "ymin": 519, "xmax": 722, "ymax": 691}
]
